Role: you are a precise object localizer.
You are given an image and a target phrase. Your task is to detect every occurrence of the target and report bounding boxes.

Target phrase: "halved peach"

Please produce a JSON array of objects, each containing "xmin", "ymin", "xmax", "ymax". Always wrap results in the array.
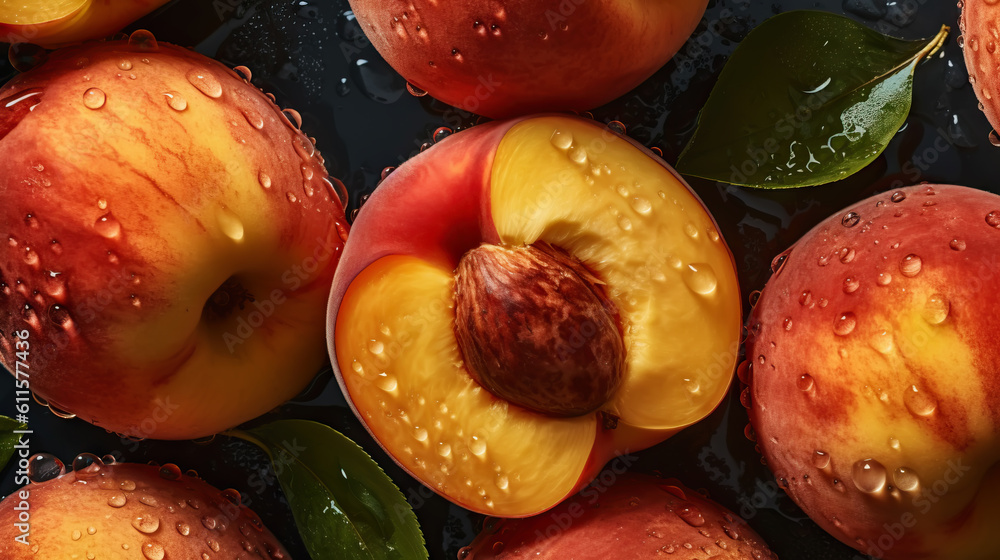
[
  {"xmin": 327, "ymin": 115, "xmax": 741, "ymax": 517},
  {"xmin": 0, "ymin": 0, "xmax": 171, "ymax": 47}
]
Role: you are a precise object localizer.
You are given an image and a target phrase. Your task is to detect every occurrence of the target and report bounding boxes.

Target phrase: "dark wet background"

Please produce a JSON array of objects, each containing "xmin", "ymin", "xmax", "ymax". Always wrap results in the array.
[{"xmin": 0, "ymin": 0, "xmax": 992, "ymax": 558}]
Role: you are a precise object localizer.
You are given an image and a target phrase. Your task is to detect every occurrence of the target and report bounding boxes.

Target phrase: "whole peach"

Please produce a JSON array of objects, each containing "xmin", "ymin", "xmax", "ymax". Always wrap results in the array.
[
  {"xmin": 347, "ymin": 0, "xmax": 709, "ymax": 118},
  {"xmin": 0, "ymin": 34, "xmax": 348, "ymax": 439},
  {"xmin": 746, "ymin": 184, "xmax": 1000, "ymax": 559},
  {"xmin": 0, "ymin": 455, "xmax": 290, "ymax": 559},
  {"xmin": 461, "ymin": 473, "xmax": 776, "ymax": 559}
]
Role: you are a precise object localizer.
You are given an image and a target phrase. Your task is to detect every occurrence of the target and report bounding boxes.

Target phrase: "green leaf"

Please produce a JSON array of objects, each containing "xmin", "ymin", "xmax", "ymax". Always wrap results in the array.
[
  {"xmin": 231, "ymin": 420, "xmax": 428, "ymax": 560},
  {"xmin": 676, "ymin": 11, "xmax": 948, "ymax": 189},
  {"xmin": 0, "ymin": 415, "xmax": 27, "ymax": 470}
]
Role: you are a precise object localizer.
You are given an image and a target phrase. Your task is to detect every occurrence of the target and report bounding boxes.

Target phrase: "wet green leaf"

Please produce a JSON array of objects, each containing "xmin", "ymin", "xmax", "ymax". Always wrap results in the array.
[
  {"xmin": 233, "ymin": 420, "xmax": 428, "ymax": 560},
  {"xmin": 676, "ymin": 11, "xmax": 948, "ymax": 188},
  {"xmin": 0, "ymin": 415, "xmax": 28, "ymax": 471}
]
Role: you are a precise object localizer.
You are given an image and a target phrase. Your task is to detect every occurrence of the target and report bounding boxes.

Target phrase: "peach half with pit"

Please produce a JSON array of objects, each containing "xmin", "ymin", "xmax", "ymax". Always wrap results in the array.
[
  {"xmin": 0, "ymin": 454, "xmax": 290, "ymax": 559},
  {"xmin": 328, "ymin": 115, "xmax": 742, "ymax": 517},
  {"xmin": 745, "ymin": 184, "xmax": 1000, "ymax": 559}
]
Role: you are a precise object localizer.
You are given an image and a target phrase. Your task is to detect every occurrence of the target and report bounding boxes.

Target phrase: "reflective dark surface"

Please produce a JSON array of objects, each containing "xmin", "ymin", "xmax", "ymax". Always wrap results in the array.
[{"xmin": 0, "ymin": 0, "xmax": 991, "ymax": 558}]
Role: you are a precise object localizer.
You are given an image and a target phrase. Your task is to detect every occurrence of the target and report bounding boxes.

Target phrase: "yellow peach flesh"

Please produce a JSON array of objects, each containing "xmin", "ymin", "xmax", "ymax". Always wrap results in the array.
[
  {"xmin": 490, "ymin": 117, "xmax": 741, "ymax": 429},
  {"xmin": 335, "ymin": 256, "xmax": 595, "ymax": 515}
]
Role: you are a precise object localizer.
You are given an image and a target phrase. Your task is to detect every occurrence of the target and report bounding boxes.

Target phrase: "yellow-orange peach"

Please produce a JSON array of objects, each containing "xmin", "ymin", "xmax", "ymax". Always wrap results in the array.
[
  {"xmin": 0, "ymin": 34, "xmax": 348, "ymax": 439},
  {"xmin": 347, "ymin": 0, "xmax": 709, "ymax": 118},
  {"xmin": 746, "ymin": 185, "xmax": 1000, "ymax": 559},
  {"xmin": 0, "ymin": 455, "xmax": 290, "ymax": 559},
  {"xmin": 328, "ymin": 115, "xmax": 741, "ymax": 516},
  {"xmin": 0, "ymin": 1, "xmax": 171, "ymax": 47}
]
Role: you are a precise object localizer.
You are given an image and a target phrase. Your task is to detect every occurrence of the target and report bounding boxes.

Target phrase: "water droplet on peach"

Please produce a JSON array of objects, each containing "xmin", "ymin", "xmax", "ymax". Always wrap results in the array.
[
  {"xmin": 842, "ymin": 211, "xmax": 861, "ymax": 227},
  {"xmin": 877, "ymin": 272, "xmax": 892, "ymax": 286},
  {"xmin": 438, "ymin": 443, "xmax": 452, "ymax": 457},
  {"xmin": 682, "ymin": 263, "xmax": 717, "ymax": 295},
  {"xmin": 949, "ymin": 238, "xmax": 967, "ymax": 251},
  {"xmin": 899, "ymin": 254, "xmax": 922, "ymax": 277},
  {"xmin": 132, "ymin": 515, "xmax": 160, "ymax": 534},
  {"xmin": 893, "ymin": 467, "xmax": 920, "ymax": 492},
  {"xmin": 216, "ymin": 208, "xmax": 245, "ymax": 242},
  {"xmin": 812, "ymin": 450, "xmax": 831, "ymax": 469},
  {"xmin": 94, "ymin": 213, "xmax": 121, "ymax": 238},
  {"xmin": 27, "ymin": 453, "xmax": 65, "ymax": 483},
  {"xmin": 186, "ymin": 69, "xmax": 223, "ymax": 98},
  {"xmin": 843, "ymin": 277, "xmax": 859, "ymax": 293},
  {"xmin": 376, "ymin": 373, "xmax": 397, "ymax": 392},
  {"xmin": 127, "ymin": 30, "xmax": 158, "ymax": 50},
  {"xmin": 797, "ymin": 374, "xmax": 814, "ymax": 392},
  {"xmin": 833, "ymin": 312, "xmax": 857, "ymax": 336},
  {"xmin": 234, "ymin": 65, "xmax": 252, "ymax": 81},
  {"xmin": 904, "ymin": 385, "xmax": 937, "ymax": 416},
  {"xmin": 630, "ymin": 197, "xmax": 652, "ymax": 215},
  {"xmin": 108, "ymin": 493, "xmax": 128, "ymax": 507},
  {"xmin": 242, "ymin": 107, "xmax": 264, "ymax": 130},
  {"xmin": 142, "ymin": 542, "xmax": 165, "ymax": 560},
  {"xmin": 675, "ymin": 505, "xmax": 706, "ymax": 527},
  {"xmin": 120, "ymin": 479, "xmax": 137, "ymax": 491},
  {"xmin": 495, "ymin": 474, "xmax": 509, "ymax": 490},
  {"xmin": 82, "ymin": 88, "xmax": 106, "ymax": 109},
  {"xmin": 891, "ymin": 191, "xmax": 907, "ymax": 203},
  {"xmin": 852, "ymin": 459, "xmax": 887, "ymax": 493},
  {"xmin": 987, "ymin": 211, "xmax": 1000, "ymax": 228},
  {"xmin": 258, "ymin": 171, "xmax": 272, "ymax": 189},
  {"xmin": 922, "ymin": 293, "xmax": 950, "ymax": 325}
]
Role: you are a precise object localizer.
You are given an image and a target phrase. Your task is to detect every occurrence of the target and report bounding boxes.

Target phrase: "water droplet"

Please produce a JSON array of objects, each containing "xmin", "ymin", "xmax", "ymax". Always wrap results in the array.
[
  {"xmin": 8, "ymin": 43, "xmax": 48, "ymax": 72},
  {"xmin": 676, "ymin": 505, "xmax": 706, "ymax": 527},
  {"xmin": 904, "ymin": 385, "xmax": 937, "ymax": 416},
  {"xmin": 839, "ymin": 247, "xmax": 856, "ymax": 263},
  {"xmin": 72, "ymin": 453, "xmax": 103, "ymax": 478},
  {"xmin": 799, "ymin": 291, "xmax": 813, "ymax": 306},
  {"xmin": 142, "ymin": 542, "xmax": 165, "ymax": 560},
  {"xmin": 987, "ymin": 211, "xmax": 1000, "ymax": 228},
  {"xmin": 242, "ymin": 107, "xmax": 264, "ymax": 130},
  {"xmin": 234, "ymin": 65, "xmax": 252, "ymax": 82},
  {"xmin": 871, "ymin": 329, "xmax": 894, "ymax": 354},
  {"xmin": 376, "ymin": 373, "xmax": 397, "ymax": 392},
  {"xmin": 630, "ymin": 197, "xmax": 652, "ymax": 215},
  {"xmin": 808, "ymin": 450, "xmax": 831, "ymax": 470},
  {"xmin": 93, "ymin": 212, "xmax": 122, "ymax": 239},
  {"xmin": 492, "ymin": 542, "xmax": 505, "ymax": 554},
  {"xmin": 949, "ymin": 238, "xmax": 967, "ymax": 251},
  {"xmin": 842, "ymin": 211, "xmax": 861, "ymax": 227},
  {"xmin": 438, "ymin": 443, "xmax": 452, "ymax": 457},
  {"xmin": 27, "ymin": 453, "xmax": 65, "ymax": 483},
  {"xmin": 217, "ymin": 208, "xmax": 245, "ymax": 241},
  {"xmin": 176, "ymin": 522, "xmax": 191, "ymax": 536},
  {"xmin": 550, "ymin": 130, "xmax": 573, "ymax": 150},
  {"xmin": 495, "ymin": 474, "xmax": 509, "ymax": 490},
  {"xmin": 368, "ymin": 340, "xmax": 384, "ymax": 354},
  {"xmin": 258, "ymin": 171, "xmax": 272, "ymax": 189},
  {"xmin": 202, "ymin": 516, "xmax": 218, "ymax": 530},
  {"xmin": 899, "ymin": 254, "xmax": 922, "ymax": 277},
  {"xmin": 286, "ymin": 192, "xmax": 298, "ymax": 203},
  {"xmin": 71, "ymin": 529, "xmax": 82, "ymax": 541},
  {"xmin": 877, "ymin": 272, "xmax": 892, "ymax": 286},
  {"xmin": 922, "ymin": 294, "xmax": 950, "ymax": 325},
  {"xmin": 891, "ymin": 191, "xmax": 907, "ymax": 203},
  {"xmin": 120, "ymin": 480, "xmax": 137, "ymax": 491},
  {"xmin": 282, "ymin": 109, "xmax": 303, "ymax": 129},
  {"xmin": 118, "ymin": 58, "xmax": 133, "ymax": 71},
  {"xmin": 684, "ymin": 223, "xmax": 699, "ymax": 239},
  {"xmin": 797, "ymin": 374, "xmax": 815, "ymax": 392},
  {"xmin": 990, "ymin": 130, "xmax": 1000, "ymax": 147},
  {"xmin": 617, "ymin": 216, "xmax": 633, "ymax": 231},
  {"xmin": 683, "ymin": 263, "xmax": 718, "ymax": 295},
  {"xmin": 853, "ymin": 459, "xmax": 887, "ymax": 493},
  {"xmin": 893, "ymin": 467, "xmax": 920, "ymax": 492},
  {"xmin": 834, "ymin": 312, "xmax": 857, "ymax": 336},
  {"xmin": 108, "ymin": 493, "xmax": 128, "ymax": 507},
  {"xmin": 818, "ymin": 254, "xmax": 830, "ymax": 267},
  {"xmin": 82, "ymin": 88, "xmax": 106, "ymax": 109},
  {"xmin": 843, "ymin": 277, "xmax": 859, "ymax": 293},
  {"xmin": 607, "ymin": 120, "xmax": 626, "ymax": 135},
  {"xmin": 405, "ymin": 82, "xmax": 428, "ymax": 97},
  {"xmin": 132, "ymin": 515, "xmax": 160, "ymax": 534},
  {"xmin": 186, "ymin": 69, "xmax": 223, "ymax": 98},
  {"xmin": 47, "ymin": 304, "xmax": 72, "ymax": 328},
  {"xmin": 127, "ymin": 30, "xmax": 159, "ymax": 51},
  {"xmin": 568, "ymin": 147, "xmax": 587, "ymax": 164}
]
